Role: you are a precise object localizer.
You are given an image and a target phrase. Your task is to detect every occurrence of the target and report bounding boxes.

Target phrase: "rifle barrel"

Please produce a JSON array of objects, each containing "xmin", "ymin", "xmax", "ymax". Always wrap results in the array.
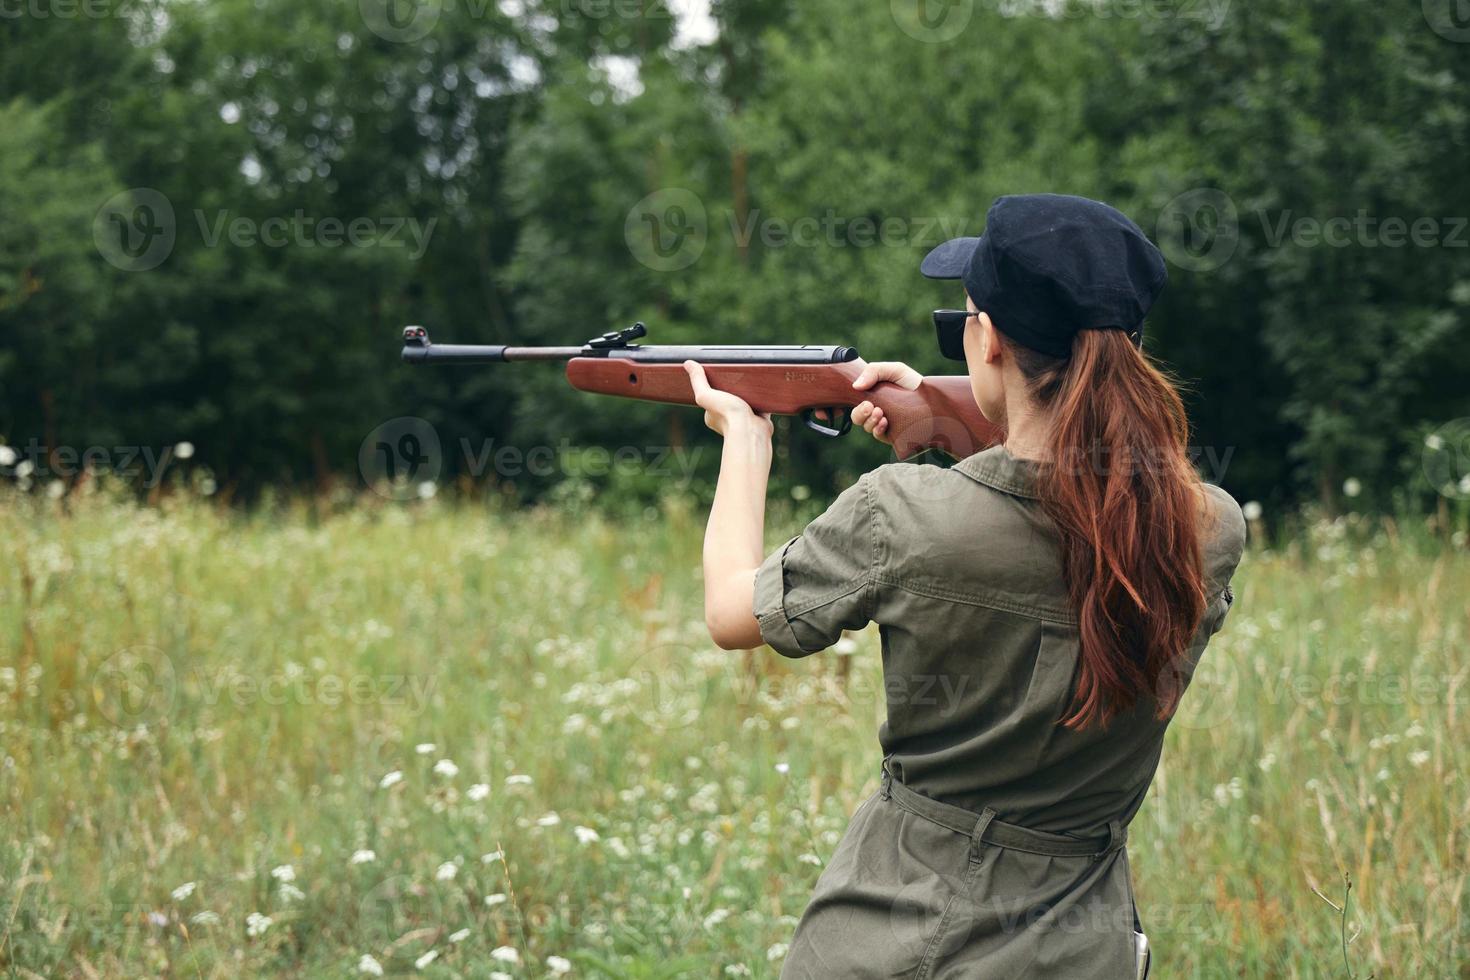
[{"xmin": 400, "ymin": 327, "xmax": 859, "ymax": 365}]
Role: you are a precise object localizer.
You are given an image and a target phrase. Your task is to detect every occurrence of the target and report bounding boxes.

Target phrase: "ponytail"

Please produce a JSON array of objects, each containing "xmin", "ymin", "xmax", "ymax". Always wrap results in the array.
[{"xmin": 1013, "ymin": 331, "xmax": 1207, "ymax": 729}]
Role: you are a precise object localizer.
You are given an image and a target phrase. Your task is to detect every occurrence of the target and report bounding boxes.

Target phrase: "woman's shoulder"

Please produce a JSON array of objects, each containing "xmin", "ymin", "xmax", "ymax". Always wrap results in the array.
[{"xmin": 1198, "ymin": 482, "xmax": 1248, "ymax": 583}]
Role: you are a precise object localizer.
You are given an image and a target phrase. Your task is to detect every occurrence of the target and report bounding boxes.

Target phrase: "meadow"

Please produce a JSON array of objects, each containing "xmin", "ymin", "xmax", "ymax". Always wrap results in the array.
[{"xmin": 1, "ymin": 487, "xmax": 1466, "ymax": 978}]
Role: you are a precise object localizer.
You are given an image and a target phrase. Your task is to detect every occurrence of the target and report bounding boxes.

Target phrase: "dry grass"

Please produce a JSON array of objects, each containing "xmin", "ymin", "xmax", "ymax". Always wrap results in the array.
[{"xmin": 1, "ymin": 488, "xmax": 1466, "ymax": 977}]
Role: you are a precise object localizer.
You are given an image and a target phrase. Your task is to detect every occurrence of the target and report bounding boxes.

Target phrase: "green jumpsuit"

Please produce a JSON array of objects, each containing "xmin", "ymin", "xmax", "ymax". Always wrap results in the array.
[{"xmin": 754, "ymin": 446, "xmax": 1246, "ymax": 979}]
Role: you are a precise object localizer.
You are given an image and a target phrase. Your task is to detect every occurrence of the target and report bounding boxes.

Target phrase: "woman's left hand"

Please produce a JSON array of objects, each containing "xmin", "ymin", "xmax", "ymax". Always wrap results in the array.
[{"xmin": 684, "ymin": 361, "xmax": 774, "ymax": 438}]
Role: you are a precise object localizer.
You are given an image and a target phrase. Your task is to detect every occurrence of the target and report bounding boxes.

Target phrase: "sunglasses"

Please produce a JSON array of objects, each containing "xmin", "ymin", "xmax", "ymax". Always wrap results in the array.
[{"xmin": 932, "ymin": 309, "xmax": 976, "ymax": 362}]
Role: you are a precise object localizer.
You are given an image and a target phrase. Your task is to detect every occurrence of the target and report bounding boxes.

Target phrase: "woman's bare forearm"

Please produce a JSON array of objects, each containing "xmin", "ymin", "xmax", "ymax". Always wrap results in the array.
[{"xmin": 702, "ymin": 420, "xmax": 772, "ymax": 649}]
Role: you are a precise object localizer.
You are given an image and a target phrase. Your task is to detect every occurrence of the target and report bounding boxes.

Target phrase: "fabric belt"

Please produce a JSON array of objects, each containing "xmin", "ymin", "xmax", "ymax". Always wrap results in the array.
[{"xmin": 880, "ymin": 760, "xmax": 1126, "ymax": 862}]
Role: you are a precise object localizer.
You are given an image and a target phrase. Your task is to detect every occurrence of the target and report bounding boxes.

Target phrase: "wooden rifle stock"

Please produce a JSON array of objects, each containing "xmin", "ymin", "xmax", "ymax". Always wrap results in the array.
[{"xmin": 565, "ymin": 358, "xmax": 1001, "ymax": 460}]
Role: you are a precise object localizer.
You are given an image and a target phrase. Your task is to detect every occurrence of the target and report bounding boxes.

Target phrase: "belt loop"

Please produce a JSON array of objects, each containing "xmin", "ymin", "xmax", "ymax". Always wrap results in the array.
[
  {"xmin": 970, "ymin": 806, "xmax": 998, "ymax": 859},
  {"xmin": 1094, "ymin": 819, "xmax": 1127, "ymax": 863},
  {"xmin": 880, "ymin": 757, "xmax": 893, "ymax": 800}
]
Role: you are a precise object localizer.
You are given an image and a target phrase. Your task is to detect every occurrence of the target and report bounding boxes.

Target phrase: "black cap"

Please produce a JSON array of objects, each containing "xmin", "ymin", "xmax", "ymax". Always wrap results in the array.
[{"xmin": 921, "ymin": 193, "xmax": 1167, "ymax": 359}]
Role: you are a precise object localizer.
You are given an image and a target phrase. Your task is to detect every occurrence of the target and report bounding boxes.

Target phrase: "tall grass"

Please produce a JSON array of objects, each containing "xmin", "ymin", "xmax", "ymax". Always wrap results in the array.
[{"xmin": 1, "ymin": 488, "xmax": 1465, "ymax": 977}]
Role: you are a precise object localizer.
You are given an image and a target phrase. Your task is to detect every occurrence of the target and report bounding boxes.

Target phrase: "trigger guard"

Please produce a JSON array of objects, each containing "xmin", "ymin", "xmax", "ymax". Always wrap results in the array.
[{"xmin": 801, "ymin": 407, "xmax": 852, "ymax": 438}]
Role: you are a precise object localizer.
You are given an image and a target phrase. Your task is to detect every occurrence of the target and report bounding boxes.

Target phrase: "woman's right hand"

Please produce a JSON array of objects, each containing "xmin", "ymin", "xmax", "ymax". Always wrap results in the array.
[{"xmin": 848, "ymin": 361, "xmax": 922, "ymax": 445}]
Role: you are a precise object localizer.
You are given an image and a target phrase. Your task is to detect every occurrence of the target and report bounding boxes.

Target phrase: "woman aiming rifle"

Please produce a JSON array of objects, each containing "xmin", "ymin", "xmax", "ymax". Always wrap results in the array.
[{"xmin": 685, "ymin": 194, "xmax": 1245, "ymax": 979}]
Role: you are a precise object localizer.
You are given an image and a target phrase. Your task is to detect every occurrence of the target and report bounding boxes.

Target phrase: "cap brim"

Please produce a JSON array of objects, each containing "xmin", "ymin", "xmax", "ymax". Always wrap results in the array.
[{"xmin": 920, "ymin": 237, "xmax": 982, "ymax": 279}]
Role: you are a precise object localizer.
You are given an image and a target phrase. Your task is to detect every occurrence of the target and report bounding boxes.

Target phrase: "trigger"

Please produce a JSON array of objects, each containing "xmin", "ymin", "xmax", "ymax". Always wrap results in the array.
[{"xmin": 802, "ymin": 407, "xmax": 852, "ymax": 438}]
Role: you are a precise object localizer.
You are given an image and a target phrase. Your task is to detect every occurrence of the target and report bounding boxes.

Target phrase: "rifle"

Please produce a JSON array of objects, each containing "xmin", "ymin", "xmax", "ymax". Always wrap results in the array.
[{"xmin": 401, "ymin": 323, "xmax": 1000, "ymax": 460}]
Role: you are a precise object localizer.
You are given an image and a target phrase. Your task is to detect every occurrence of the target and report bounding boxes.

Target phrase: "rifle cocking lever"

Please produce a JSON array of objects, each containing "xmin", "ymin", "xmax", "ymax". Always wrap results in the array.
[{"xmin": 587, "ymin": 322, "xmax": 647, "ymax": 350}]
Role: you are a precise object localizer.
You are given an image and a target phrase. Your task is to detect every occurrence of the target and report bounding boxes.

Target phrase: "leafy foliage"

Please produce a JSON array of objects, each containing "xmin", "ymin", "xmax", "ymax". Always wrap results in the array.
[{"xmin": 1, "ymin": 0, "xmax": 1466, "ymax": 509}]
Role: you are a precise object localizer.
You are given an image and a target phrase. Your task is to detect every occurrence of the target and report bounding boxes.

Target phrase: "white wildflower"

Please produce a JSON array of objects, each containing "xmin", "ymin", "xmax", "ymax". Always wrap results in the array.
[
  {"xmin": 767, "ymin": 942, "xmax": 789, "ymax": 961},
  {"xmin": 358, "ymin": 954, "xmax": 385, "ymax": 976},
  {"xmin": 0, "ymin": 445, "xmax": 15, "ymax": 466},
  {"xmin": 280, "ymin": 883, "xmax": 305, "ymax": 903},
  {"xmin": 1409, "ymin": 750, "xmax": 1431, "ymax": 768},
  {"xmin": 485, "ymin": 893, "xmax": 508, "ymax": 907},
  {"xmin": 435, "ymin": 862, "xmax": 458, "ymax": 881},
  {"xmin": 774, "ymin": 762, "xmax": 790, "ymax": 775},
  {"xmin": 433, "ymin": 759, "xmax": 459, "ymax": 778},
  {"xmin": 547, "ymin": 955, "xmax": 572, "ymax": 974},
  {"xmin": 415, "ymin": 743, "xmax": 436, "ymax": 755},
  {"xmin": 190, "ymin": 911, "xmax": 220, "ymax": 925},
  {"xmin": 1342, "ymin": 478, "xmax": 1362, "ymax": 499},
  {"xmin": 505, "ymin": 773, "xmax": 533, "ymax": 786},
  {"xmin": 174, "ymin": 441, "xmax": 195, "ymax": 460},
  {"xmin": 379, "ymin": 770, "xmax": 404, "ymax": 789},
  {"xmin": 1242, "ymin": 501, "xmax": 1263, "ymax": 521},
  {"xmin": 537, "ymin": 812, "xmax": 561, "ymax": 827},
  {"xmin": 350, "ymin": 849, "xmax": 377, "ymax": 866},
  {"xmin": 171, "ymin": 882, "xmax": 197, "ymax": 902},
  {"xmin": 798, "ymin": 853, "xmax": 822, "ymax": 866},
  {"xmin": 833, "ymin": 637, "xmax": 858, "ymax": 655},
  {"xmin": 467, "ymin": 783, "xmax": 490, "ymax": 802},
  {"xmin": 417, "ymin": 481, "xmax": 437, "ymax": 500},
  {"xmin": 573, "ymin": 825, "xmax": 600, "ymax": 845},
  {"xmin": 703, "ymin": 908, "xmax": 731, "ymax": 929},
  {"xmin": 481, "ymin": 851, "xmax": 504, "ymax": 864},
  {"xmin": 270, "ymin": 865, "xmax": 296, "ymax": 884},
  {"xmin": 491, "ymin": 945, "xmax": 521, "ymax": 964},
  {"xmin": 415, "ymin": 949, "xmax": 438, "ymax": 970},
  {"xmin": 448, "ymin": 927, "xmax": 471, "ymax": 943},
  {"xmin": 1426, "ymin": 432, "xmax": 1445, "ymax": 450},
  {"xmin": 246, "ymin": 912, "xmax": 272, "ymax": 937}
]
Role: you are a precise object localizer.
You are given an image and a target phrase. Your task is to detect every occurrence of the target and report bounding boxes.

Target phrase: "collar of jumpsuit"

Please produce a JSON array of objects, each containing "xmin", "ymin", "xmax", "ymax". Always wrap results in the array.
[{"xmin": 951, "ymin": 444, "xmax": 1044, "ymax": 501}]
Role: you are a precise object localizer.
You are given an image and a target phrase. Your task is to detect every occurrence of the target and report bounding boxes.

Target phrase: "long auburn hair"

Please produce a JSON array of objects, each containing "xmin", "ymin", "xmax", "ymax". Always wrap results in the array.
[{"xmin": 1011, "ymin": 330, "xmax": 1207, "ymax": 729}]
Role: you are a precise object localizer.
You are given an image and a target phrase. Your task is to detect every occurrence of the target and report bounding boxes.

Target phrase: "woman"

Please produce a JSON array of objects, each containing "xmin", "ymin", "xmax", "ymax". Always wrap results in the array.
[{"xmin": 684, "ymin": 194, "xmax": 1246, "ymax": 979}]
